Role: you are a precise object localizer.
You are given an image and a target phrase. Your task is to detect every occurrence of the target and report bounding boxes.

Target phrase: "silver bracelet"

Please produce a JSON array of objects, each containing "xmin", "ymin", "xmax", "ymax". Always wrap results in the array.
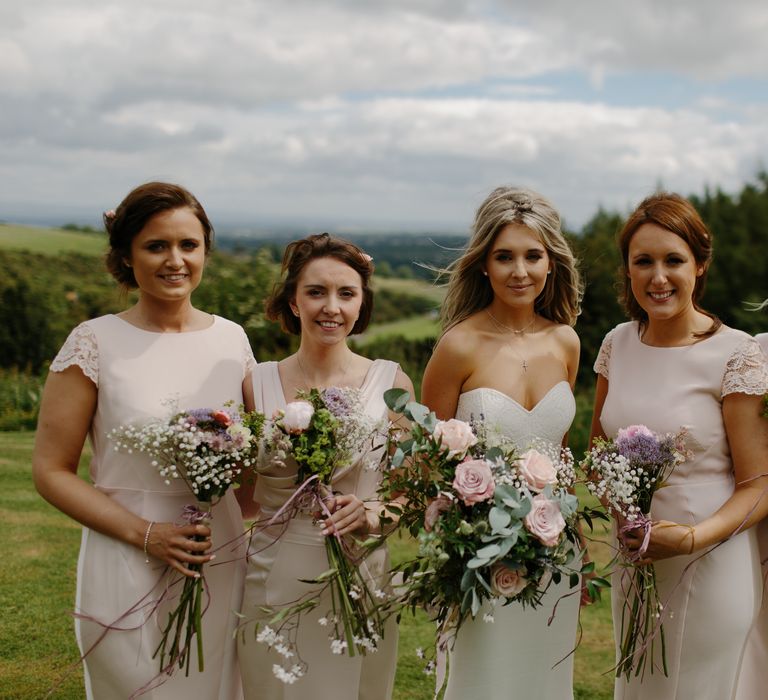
[{"xmin": 143, "ymin": 521, "xmax": 155, "ymax": 563}]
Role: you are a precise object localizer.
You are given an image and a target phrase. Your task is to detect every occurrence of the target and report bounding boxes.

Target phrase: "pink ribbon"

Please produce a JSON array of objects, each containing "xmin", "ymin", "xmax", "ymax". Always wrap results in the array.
[{"xmin": 620, "ymin": 514, "xmax": 653, "ymax": 561}]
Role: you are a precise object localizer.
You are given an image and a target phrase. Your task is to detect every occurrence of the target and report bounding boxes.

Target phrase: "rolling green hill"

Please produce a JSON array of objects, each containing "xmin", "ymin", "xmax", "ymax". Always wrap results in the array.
[{"xmin": 0, "ymin": 223, "xmax": 106, "ymax": 256}]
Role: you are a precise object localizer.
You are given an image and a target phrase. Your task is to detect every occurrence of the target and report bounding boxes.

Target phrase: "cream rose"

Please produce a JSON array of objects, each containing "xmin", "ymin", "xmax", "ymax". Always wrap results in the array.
[
  {"xmin": 517, "ymin": 449, "xmax": 557, "ymax": 492},
  {"xmin": 490, "ymin": 563, "xmax": 527, "ymax": 598},
  {"xmin": 452, "ymin": 458, "xmax": 495, "ymax": 506},
  {"xmin": 433, "ymin": 418, "xmax": 478, "ymax": 457},
  {"xmin": 281, "ymin": 401, "xmax": 314, "ymax": 433},
  {"xmin": 524, "ymin": 494, "xmax": 566, "ymax": 547},
  {"xmin": 424, "ymin": 493, "xmax": 453, "ymax": 532}
]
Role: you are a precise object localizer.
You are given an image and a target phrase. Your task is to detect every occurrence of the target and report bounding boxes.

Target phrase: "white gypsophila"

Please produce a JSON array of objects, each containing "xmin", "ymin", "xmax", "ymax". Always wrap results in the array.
[
  {"xmin": 585, "ymin": 452, "xmax": 641, "ymax": 519},
  {"xmin": 330, "ymin": 639, "xmax": 348, "ymax": 655}
]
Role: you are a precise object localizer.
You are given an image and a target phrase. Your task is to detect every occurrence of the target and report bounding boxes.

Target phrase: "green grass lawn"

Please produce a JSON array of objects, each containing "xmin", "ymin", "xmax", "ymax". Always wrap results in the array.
[
  {"xmin": 373, "ymin": 278, "xmax": 446, "ymax": 304},
  {"xmin": 0, "ymin": 432, "xmax": 615, "ymax": 699},
  {"xmin": 356, "ymin": 314, "xmax": 441, "ymax": 345},
  {"xmin": 0, "ymin": 224, "xmax": 105, "ymax": 256}
]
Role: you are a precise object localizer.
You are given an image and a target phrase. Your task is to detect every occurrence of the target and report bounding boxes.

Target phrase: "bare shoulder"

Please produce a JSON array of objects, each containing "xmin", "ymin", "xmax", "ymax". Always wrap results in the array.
[
  {"xmin": 434, "ymin": 315, "xmax": 485, "ymax": 361},
  {"xmin": 550, "ymin": 323, "xmax": 580, "ymax": 353},
  {"xmin": 393, "ymin": 366, "xmax": 415, "ymax": 396}
]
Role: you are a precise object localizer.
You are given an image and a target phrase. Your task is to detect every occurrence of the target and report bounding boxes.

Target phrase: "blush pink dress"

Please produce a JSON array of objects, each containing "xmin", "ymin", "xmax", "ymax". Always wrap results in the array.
[
  {"xmin": 51, "ymin": 314, "xmax": 254, "ymax": 700},
  {"xmin": 237, "ymin": 360, "xmax": 399, "ymax": 700},
  {"xmin": 734, "ymin": 332, "xmax": 768, "ymax": 699},
  {"xmin": 595, "ymin": 322, "xmax": 768, "ymax": 700}
]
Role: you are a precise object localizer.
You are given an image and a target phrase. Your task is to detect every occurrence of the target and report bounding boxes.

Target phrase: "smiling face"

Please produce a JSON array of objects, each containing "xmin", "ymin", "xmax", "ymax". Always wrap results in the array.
[
  {"xmin": 484, "ymin": 223, "xmax": 550, "ymax": 309},
  {"xmin": 289, "ymin": 256, "xmax": 364, "ymax": 345},
  {"xmin": 128, "ymin": 207, "xmax": 206, "ymax": 304},
  {"xmin": 627, "ymin": 223, "xmax": 704, "ymax": 324}
]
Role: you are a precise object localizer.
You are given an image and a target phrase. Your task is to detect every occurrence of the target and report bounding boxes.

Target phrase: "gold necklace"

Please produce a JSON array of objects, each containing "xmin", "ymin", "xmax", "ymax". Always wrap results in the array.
[
  {"xmin": 486, "ymin": 309, "xmax": 536, "ymax": 372},
  {"xmin": 485, "ymin": 308, "xmax": 537, "ymax": 335},
  {"xmin": 295, "ymin": 352, "xmax": 353, "ymax": 389}
]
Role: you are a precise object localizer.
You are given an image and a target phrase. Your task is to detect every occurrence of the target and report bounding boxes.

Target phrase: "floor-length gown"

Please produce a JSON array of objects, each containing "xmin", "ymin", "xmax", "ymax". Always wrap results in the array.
[
  {"xmin": 51, "ymin": 314, "xmax": 253, "ymax": 700},
  {"xmin": 734, "ymin": 332, "xmax": 768, "ymax": 699},
  {"xmin": 595, "ymin": 321, "xmax": 768, "ymax": 700},
  {"xmin": 238, "ymin": 360, "xmax": 399, "ymax": 700},
  {"xmin": 443, "ymin": 381, "xmax": 580, "ymax": 700}
]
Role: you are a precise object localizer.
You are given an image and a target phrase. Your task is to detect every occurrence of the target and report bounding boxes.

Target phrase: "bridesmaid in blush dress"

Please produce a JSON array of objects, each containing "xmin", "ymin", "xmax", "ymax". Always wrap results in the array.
[
  {"xmin": 590, "ymin": 193, "xmax": 768, "ymax": 700},
  {"xmin": 236, "ymin": 233, "xmax": 414, "ymax": 700},
  {"xmin": 421, "ymin": 186, "xmax": 585, "ymax": 700},
  {"xmin": 735, "ymin": 328, "xmax": 768, "ymax": 699},
  {"xmin": 33, "ymin": 183, "xmax": 252, "ymax": 699}
]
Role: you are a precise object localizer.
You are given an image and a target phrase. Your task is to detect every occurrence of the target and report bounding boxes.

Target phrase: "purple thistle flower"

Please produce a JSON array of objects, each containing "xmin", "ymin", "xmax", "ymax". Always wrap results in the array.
[{"xmin": 321, "ymin": 387, "xmax": 354, "ymax": 418}]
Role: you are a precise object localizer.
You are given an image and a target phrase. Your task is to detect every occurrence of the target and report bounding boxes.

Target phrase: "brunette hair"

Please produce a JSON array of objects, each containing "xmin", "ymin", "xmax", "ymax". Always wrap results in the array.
[
  {"xmin": 265, "ymin": 233, "xmax": 374, "ymax": 335},
  {"xmin": 104, "ymin": 182, "xmax": 214, "ymax": 288},
  {"xmin": 618, "ymin": 192, "xmax": 720, "ymax": 336},
  {"xmin": 440, "ymin": 186, "xmax": 582, "ymax": 333}
]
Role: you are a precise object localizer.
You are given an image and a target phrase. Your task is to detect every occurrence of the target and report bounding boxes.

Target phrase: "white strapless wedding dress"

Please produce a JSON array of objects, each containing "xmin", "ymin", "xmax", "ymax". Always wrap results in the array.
[{"xmin": 444, "ymin": 381, "xmax": 580, "ymax": 700}]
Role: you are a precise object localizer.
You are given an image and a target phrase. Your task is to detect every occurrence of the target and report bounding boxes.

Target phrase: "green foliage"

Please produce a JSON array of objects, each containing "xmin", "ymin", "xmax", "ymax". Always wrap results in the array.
[{"xmin": 0, "ymin": 368, "xmax": 45, "ymax": 430}]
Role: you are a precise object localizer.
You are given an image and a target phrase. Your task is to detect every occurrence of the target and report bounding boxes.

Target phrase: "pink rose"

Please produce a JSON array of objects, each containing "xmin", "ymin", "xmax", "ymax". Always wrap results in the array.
[
  {"xmin": 452, "ymin": 458, "xmax": 495, "ymax": 506},
  {"xmin": 616, "ymin": 424, "xmax": 655, "ymax": 443},
  {"xmin": 424, "ymin": 493, "xmax": 453, "ymax": 532},
  {"xmin": 281, "ymin": 401, "xmax": 314, "ymax": 433},
  {"xmin": 211, "ymin": 409, "xmax": 233, "ymax": 427},
  {"xmin": 433, "ymin": 419, "xmax": 478, "ymax": 457},
  {"xmin": 517, "ymin": 449, "xmax": 557, "ymax": 492},
  {"xmin": 524, "ymin": 494, "xmax": 566, "ymax": 547},
  {"xmin": 490, "ymin": 564, "xmax": 527, "ymax": 598}
]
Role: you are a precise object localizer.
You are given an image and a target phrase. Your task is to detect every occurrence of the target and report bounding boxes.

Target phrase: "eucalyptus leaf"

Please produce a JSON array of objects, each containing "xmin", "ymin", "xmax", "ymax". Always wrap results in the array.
[
  {"xmin": 384, "ymin": 387, "xmax": 410, "ymax": 412},
  {"xmin": 470, "ymin": 588, "xmax": 480, "ymax": 617},
  {"xmin": 467, "ymin": 556, "xmax": 489, "ymax": 569},
  {"xmin": 460, "ymin": 567, "xmax": 476, "ymax": 592},
  {"xmin": 406, "ymin": 402, "xmax": 430, "ymax": 425},
  {"xmin": 391, "ymin": 447, "xmax": 405, "ymax": 468},
  {"xmin": 475, "ymin": 543, "xmax": 501, "ymax": 559},
  {"xmin": 489, "ymin": 507, "xmax": 512, "ymax": 532}
]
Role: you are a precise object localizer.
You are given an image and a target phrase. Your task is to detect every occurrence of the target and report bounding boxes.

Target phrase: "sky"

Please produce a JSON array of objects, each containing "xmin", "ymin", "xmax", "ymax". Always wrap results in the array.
[{"xmin": 2, "ymin": 0, "xmax": 768, "ymax": 234}]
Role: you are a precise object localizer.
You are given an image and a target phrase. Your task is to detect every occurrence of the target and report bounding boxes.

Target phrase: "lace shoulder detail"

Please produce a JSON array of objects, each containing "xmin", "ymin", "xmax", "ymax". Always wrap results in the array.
[
  {"xmin": 241, "ymin": 329, "xmax": 256, "ymax": 377},
  {"xmin": 50, "ymin": 322, "xmax": 99, "ymax": 385},
  {"xmin": 722, "ymin": 337, "xmax": 768, "ymax": 397},
  {"xmin": 593, "ymin": 327, "xmax": 616, "ymax": 379}
]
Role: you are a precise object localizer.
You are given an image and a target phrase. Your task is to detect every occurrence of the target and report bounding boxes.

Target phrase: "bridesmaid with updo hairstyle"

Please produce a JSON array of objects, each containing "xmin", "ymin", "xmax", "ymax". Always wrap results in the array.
[
  {"xmin": 237, "ymin": 233, "xmax": 413, "ymax": 700},
  {"xmin": 33, "ymin": 182, "xmax": 253, "ymax": 699},
  {"xmin": 590, "ymin": 192, "xmax": 768, "ymax": 700}
]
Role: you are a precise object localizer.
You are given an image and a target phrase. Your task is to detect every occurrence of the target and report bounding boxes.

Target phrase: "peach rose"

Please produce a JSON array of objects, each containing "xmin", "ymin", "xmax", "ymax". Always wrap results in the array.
[
  {"xmin": 424, "ymin": 493, "xmax": 453, "ymax": 532},
  {"xmin": 452, "ymin": 459, "xmax": 495, "ymax": 506},
  {"xmin": 517, "ymin": 449, "xmax": 557, "ymax": 492},
  {"xmin": 211, "ymin": 409, "xmax": 233, "ymax": 427},
  {"xmin": 490, "ymin": 563, "xmax": 527, "ymax": 598},
  {"xmin": 433, "ymin": 419, "xmax": 478, "ymax": 457},
  {"xmin": 524, "ymin": 494, "xmax": 566, "ymax": 547},
  {"xmin": 281, "ymin": 401, "xmax": 314, "ymax": 433}
]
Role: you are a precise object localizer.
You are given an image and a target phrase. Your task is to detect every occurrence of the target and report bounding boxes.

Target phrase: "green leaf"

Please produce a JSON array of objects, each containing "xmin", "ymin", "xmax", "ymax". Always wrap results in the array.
[
  {"xmin": 384, "ymin": 387, "xmax": 410, "ymax": 413},
  {"xmin": 460, "ymin": 567, "xmax": 476, "ymax": 592},
  {"xmin": 475, "ymin": 543, "xmax": 501, "ymax": 559},
  {"xmin": 581, "ymin": 561, "xmax": 596, "ymax": 575},
  {"xmin": 391, "ymin": 447, "xmax": 405, "ymax": 468},
  {"xmin": 470, "ymin": 587, "xmax": 480, "ymax": 617},
  {"xmin": 489, "ymin": 507, "xmax": 512, "ymax": 532},
  {"xmin": 405, "ymin": 401, "xmax": 429, "ymax": 425}
]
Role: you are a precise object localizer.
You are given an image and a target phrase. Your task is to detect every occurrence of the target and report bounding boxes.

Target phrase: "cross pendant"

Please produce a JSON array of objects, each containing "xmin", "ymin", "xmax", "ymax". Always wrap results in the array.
[{"xmin": 522, "ymin": 360, "xmax": 528, "ymax": 372}]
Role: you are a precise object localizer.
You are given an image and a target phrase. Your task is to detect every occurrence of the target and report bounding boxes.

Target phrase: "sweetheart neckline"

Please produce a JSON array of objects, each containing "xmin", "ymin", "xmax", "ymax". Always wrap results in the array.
[{"xmin": 458, "ymin": 381, "xmax": 571, "ymax": 414}]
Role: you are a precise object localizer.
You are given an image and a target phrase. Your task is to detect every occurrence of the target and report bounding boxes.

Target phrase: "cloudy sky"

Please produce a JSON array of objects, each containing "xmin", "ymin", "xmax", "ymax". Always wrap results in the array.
[{"xmin": 2, "ymin": 0, "xmax": 767, "ymax": 233}]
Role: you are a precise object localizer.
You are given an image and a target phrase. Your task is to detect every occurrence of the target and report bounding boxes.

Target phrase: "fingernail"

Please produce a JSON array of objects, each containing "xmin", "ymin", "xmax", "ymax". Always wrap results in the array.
[
  {"xmin": 194, "ymin": 573, "xmax": 201, "ymax": 579},
  {"xmin": 209, "ymin": 554, "xmax": 216, "ymax": 561}
]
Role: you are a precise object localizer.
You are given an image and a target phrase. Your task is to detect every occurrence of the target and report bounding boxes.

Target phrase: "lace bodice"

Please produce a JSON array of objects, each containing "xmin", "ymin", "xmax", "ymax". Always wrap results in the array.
[
  {"xmin": 594, "ymin": 324, "xmax": 768, "ymax": 396},
  {"xmin": 455, "ymin": 381, "xmax": 575, "ymax": 448},
  {"xmin": 51, "ymin": 315, "xmax": 255, "ymax": 386}
]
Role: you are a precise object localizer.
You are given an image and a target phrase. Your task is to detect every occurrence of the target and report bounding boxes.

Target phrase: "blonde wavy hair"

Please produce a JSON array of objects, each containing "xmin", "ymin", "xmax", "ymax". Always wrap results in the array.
[{"xmin": 440, "ymin": 186, "xmax": 583, "ymax": 334}]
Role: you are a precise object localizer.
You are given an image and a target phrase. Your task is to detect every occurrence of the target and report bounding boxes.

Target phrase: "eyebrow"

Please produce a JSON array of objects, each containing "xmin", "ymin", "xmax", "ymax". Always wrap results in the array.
[
  {"xmin": 301, "ymin": 283, "xmax": 360, "ymax": 289},
  {"xmin": 492, "ymin": 246, "xmax": 545, "ymax": 254}
]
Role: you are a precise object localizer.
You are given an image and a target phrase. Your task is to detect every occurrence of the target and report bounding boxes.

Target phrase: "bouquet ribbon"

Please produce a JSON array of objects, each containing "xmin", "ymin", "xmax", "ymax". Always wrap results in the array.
[{"xmin": 620, "ymin": 514, "xmax": 652, "ymax": 561}]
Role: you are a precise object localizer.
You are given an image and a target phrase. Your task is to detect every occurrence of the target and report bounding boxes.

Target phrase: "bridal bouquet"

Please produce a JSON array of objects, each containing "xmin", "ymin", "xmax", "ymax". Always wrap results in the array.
[
  {"xmin": 253, "ymin": 386, "xmax": 389, "ymax": 684},
  {"xmin": 379, "ymin": 389, "xmax": 589, "ymax": 675},
  {"xmin": 111, "ymin": 402, "xmax": 265, "ymax": 676},
  {"xmin": 582, "ymin": 424, "xmax": 688, "ymax": 680}
]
